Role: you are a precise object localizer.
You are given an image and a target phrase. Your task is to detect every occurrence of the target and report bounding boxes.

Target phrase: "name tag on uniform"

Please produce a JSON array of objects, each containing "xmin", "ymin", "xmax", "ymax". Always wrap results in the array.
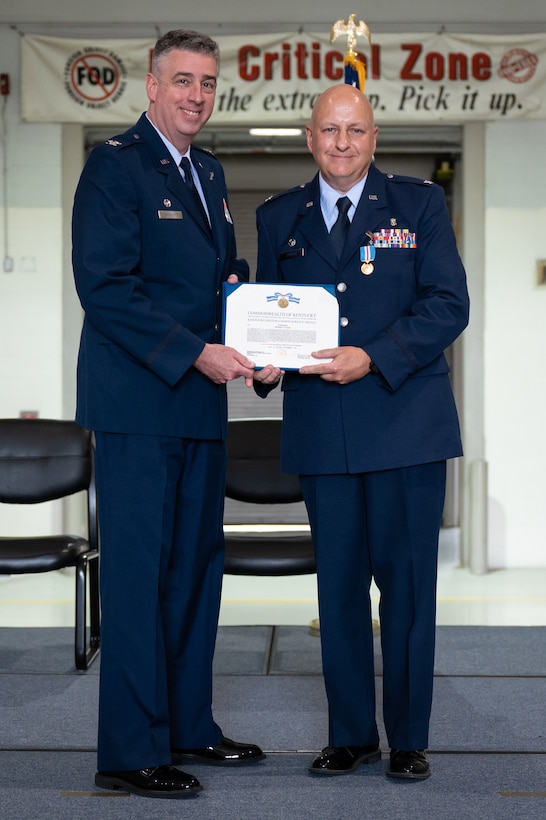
[
  {"xmin": 157, "ymin": 210, "xmax": 183, "ymax": 219},
  {"xmin": 280, "ymin": 248, "xmax": 305, "ymax": 260}
]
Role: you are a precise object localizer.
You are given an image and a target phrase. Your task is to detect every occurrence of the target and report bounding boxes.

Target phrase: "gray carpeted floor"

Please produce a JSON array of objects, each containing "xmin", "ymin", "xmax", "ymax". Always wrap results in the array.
[
  {"xmin": 1, "ymin": 750, "xmax": 545, "ymax": 820},
  {"xmin": 2, "ymin": 624, "xmax": 545, "ymax": 677},
  {"xmin": 0, "ymin": 626, "xmax": 545, "ymax": 818}
]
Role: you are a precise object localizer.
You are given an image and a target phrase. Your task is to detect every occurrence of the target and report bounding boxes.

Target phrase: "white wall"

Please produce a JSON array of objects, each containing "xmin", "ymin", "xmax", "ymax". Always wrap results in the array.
[
  {"xmin": 0, "ymin": 29, "xmax": 64, "ymax": 421},
  {"xmin": 0, "ymin": 27, "xmax": 65, "ymax": 537},
  {"xmin": 484, "ymin": 120, "xmax": 546, "ymax": 567}
]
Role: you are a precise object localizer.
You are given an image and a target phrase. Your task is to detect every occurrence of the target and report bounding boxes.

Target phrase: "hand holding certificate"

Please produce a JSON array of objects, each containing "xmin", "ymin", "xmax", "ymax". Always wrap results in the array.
[{"xmin": 223, "ymin": 282, "xmax": 340, "ymax": 370}]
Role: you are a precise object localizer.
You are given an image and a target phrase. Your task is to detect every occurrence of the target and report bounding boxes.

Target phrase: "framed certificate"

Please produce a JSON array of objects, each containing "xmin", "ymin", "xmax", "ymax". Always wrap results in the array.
[{"xmin": 223, "ymin": 282, "xmax": 339, "ymax": 370}]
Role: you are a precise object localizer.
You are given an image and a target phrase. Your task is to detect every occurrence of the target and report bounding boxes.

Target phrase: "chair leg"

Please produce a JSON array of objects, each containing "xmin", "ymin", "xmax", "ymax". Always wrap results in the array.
[
  {"xmin": 88, "ymin": 552, "xmax": 101, "ymax": 652},
  {"xmin": 75, "ymin": 551, "xmax": 100, "ymax": 671}
]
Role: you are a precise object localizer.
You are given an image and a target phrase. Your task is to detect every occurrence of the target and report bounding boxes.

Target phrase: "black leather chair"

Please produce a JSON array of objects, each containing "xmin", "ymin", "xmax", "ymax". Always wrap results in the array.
[
  {"xmin": 223, "ymin": 418, "xmax": 316, "ymax": 576},
  {"xmin": 0, "ymin": 419, "xmax": 100, "ymax": 670}
]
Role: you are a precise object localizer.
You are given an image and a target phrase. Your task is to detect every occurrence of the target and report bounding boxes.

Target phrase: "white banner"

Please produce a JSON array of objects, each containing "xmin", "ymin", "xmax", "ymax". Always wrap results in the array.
[{"xmin": 21, "ymin": 32, "xmax": 546, "ymax": 125}]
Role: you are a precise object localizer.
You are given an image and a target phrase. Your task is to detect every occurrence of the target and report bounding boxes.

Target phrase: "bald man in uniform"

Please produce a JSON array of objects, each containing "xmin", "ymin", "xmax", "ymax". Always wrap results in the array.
[{"xmin": 254, "ymin": 85, "xmax": 469, "ymax": 780}]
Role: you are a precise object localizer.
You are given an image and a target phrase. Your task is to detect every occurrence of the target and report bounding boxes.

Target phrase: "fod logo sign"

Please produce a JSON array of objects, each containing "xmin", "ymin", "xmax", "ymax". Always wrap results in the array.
[{"xmin": 64, "ymin": 48, "xmax": 127, "ymax": 109}]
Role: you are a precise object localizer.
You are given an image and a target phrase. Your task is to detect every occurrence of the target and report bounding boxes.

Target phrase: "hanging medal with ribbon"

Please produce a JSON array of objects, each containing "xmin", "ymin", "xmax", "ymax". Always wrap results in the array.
[{"xmin": 360, "ymin": 243, "xmax": 376, "ymax": 275}]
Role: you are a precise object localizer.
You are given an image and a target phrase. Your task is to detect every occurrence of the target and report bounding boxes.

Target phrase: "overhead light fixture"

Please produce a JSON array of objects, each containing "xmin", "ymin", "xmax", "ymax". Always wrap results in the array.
[{"xmin": 249, "ymin": 128, "xmax": 303, "ymax": 137}]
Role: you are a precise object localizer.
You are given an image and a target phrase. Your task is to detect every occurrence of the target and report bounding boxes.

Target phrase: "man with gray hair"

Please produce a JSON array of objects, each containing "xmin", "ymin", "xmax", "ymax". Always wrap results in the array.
[{"xmin": 72, "ymin": 29, "xmax": 264, "ymax": 799}]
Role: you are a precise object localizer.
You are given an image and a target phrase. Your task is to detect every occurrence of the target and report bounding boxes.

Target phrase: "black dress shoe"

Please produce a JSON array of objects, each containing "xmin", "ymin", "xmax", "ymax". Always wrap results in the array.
[
  {"xmin": 386, "ymin": 749, "xmax": 431, "ymax": 780},
  {"xmin": 95, "ymin": 765, "xmax": 202, "ymax": 798},
  {"xmin": 309, "ymin": 745, "xmax": 381, "ymax": 775},
  {"xmin": 172, "ymin": 736, "xmax": 266, "ymax": 766}
]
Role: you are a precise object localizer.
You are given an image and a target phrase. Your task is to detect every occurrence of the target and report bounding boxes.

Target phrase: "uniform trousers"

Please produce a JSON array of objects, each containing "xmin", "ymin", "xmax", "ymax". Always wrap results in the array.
[
  {"xmin": 300, "ymin": 461, "xmax": 446, "ymax": 751},
  {"xmin": 94, "ymin": 432, "xmax": 226, "ymax": 772}
]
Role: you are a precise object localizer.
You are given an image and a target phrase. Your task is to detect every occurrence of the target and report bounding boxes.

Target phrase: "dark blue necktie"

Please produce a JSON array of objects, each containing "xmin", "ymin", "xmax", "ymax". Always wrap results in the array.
[
  {"xmin": 180, "ymin": 156, "xmax": 210, "ymax": 231},
  {"xmin": 330, "ymin": 196, "xmax": 351, "ymax": 258}
]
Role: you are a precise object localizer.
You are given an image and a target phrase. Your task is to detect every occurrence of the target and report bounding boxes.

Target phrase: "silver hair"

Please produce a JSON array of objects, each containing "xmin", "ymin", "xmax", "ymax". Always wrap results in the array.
[{"xmin": 151, "ymin": 29, "xmax": 220, "ymax": 75}]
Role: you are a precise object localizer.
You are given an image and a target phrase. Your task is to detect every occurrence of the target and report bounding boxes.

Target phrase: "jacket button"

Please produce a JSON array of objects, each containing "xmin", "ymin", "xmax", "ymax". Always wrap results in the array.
[
  {"xmin": 336, "ymin": 282, "xmax": 347, "ymax": 292},
  {"xmin": 340, "ymin": 316, "xmax": 349, "ymax": 327}
]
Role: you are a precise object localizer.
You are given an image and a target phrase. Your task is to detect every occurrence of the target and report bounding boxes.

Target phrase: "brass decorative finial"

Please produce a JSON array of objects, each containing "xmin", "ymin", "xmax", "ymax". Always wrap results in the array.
[
  {"xmin": 330, "ymin": 14, "xmax": 371, "ymax": 52},
  {"xmin": 330, "ymin": 14, "xmax": 371, "ymax": 91}
]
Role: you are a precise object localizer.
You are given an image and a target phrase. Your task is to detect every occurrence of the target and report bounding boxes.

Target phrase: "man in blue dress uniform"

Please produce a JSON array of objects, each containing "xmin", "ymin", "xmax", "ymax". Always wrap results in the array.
[
  {"xmin": 72, "ymin": 30, "xmax": 264, "ymax": 799},
  {"xmin": 254, "ymin": 84, "xmax": 469, "ymax": 780}
]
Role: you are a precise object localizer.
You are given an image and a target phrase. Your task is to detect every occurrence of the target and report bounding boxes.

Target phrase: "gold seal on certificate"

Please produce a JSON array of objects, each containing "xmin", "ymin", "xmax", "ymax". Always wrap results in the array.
[{"xmin": 223, "ymin": 282, "xmax": 339, "ymax": 370}]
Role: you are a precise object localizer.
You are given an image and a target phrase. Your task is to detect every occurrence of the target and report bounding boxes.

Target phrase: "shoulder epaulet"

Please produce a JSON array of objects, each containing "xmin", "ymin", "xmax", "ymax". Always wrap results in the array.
[
  {"xmin": 385, "ymin": 173, "xmax": 435, "ymax": 187},
  {"xmin": 192, "ymin": 144, "xmax": 216, "ymax": 158},
  {"xmin": 103, "ymin": 132, "xmax": 141, "ymax": 151},
  {"xmin": 262, "ymin": 184, "xmax": 307, "ymax": 204}
]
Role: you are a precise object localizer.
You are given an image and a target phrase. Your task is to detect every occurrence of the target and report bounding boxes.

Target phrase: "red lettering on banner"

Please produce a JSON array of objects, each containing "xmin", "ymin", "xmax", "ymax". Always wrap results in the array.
[
  {"xmin": 324, "ymin": 50, "xmax": 343, "ymax": 80},
  {"xmin": 239, "ymin": 45, "xmax": 259, "ymax": 81},
  {"xmin": 282, "ymin": 44, "xmax": 291, "ymax": 79},
  {"xmin": 427, "ymin": 52, "xmax": 444, "ymax": 81},
  {"xmin": 401, "ymin": 44, "xmax": 422, "ymax": 79},
  {"xmin": 238, "ymin": 40, "xmax": 491, "ymax": 84},
  {"xmin": 401, "ymin": 42, "xmax": 491, "ymax": 81},
  {"xmin": 294, "ymin": 42, "xmax": 308, "ymax": 79},
  {"xmin": 311, "ymin": 43, "xmax": 321, "ymax": 79},
  {"xmin": 238, "ymin": 42, "xmax": 360, "ymax": 82},
  {"xmin": 365, "ymin": 46, "xmax": 381, "ymax": 81},
  {"xmin": 448, "ymin": 53, "xmax": 468, "ymax": 80},
  {"xmin": 264, "ymin": 51, "xmax": 279, "ymax": 80},
  {"xmin": 473, "ymin": 53, "xmax": 492, "ymax": 80}
]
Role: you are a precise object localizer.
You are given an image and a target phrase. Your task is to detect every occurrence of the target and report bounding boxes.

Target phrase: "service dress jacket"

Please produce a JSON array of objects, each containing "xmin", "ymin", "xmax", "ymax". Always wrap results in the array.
[
  {"xmin": 72, "ymin": 113, "xmax": 248, "ymax": 440},
  {"xmin": 256, "ymin": 163, "xmax": 470, "ymax": 475}
]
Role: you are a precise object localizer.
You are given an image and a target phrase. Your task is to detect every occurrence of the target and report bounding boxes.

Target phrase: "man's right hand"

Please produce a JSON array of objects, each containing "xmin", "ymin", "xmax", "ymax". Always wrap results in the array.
[{"xmin": 194, "ymin": 343, "xmax": 255, "ymax": 384}]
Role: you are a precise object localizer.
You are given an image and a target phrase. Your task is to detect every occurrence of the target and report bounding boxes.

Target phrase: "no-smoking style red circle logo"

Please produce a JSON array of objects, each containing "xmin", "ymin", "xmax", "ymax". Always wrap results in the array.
[
  {"xmin": 69, "ymin": 52, "xmax": 121, "ymax": 102},
  {"xmin": 64, "ymin": 48, "xmax": 127, "ymax": 108},
  {"xmin": 498, "ymin": 49, "xmax": 539, "ymax": 84}
]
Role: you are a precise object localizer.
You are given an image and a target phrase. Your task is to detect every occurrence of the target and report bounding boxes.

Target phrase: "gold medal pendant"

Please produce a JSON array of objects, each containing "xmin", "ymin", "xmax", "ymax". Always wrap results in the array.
[{"xmin": 360, "ymin": 239, "xmax": 376, "ymax": 275}]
